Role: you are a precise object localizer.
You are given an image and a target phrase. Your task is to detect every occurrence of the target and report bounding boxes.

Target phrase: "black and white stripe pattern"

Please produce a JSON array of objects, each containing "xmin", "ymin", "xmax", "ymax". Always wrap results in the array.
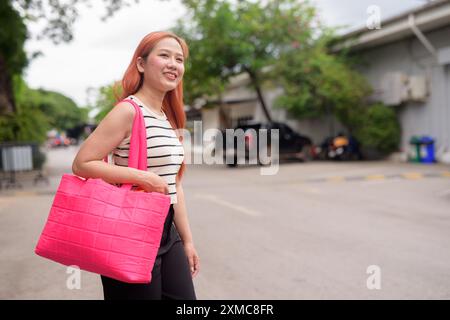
[{"xmin": 113, "ymin": 95, "xmax": 184, "ymax": 204}]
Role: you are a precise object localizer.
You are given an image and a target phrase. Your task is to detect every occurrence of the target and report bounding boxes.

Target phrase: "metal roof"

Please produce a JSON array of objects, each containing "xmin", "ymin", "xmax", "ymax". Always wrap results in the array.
[{"xmin": 334, "ymin": 0, "xmax": 450, "ymax": 52}]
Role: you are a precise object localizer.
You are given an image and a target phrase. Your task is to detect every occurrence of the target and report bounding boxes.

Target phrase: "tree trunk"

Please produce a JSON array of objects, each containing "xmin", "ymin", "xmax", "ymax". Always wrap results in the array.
[
  {"xmin": 243, "ymin": 66, "xmax": 273, "ymax": 124},
  {"xmin": 0, "ymin": 53, "xmax": 15, "ymax": 115},
  {"xmin": 218, "ymin": 93, "xmax": 231, "ymax": 129}
]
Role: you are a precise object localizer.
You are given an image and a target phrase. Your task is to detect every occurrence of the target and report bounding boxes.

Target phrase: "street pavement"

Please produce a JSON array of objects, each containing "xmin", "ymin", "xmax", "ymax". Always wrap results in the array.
[{"xmin": 1, "ymin": 145, "xmax": 449, "ymax": 299}]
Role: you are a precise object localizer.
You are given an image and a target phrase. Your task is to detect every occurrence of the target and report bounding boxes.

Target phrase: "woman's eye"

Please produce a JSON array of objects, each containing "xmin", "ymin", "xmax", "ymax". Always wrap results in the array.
[{"xmin": 160, "ymin": 54, "xmax": 183, "ymax": 63}]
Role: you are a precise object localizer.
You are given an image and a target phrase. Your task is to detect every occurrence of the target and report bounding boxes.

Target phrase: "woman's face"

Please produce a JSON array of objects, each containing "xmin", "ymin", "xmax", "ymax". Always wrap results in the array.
[{"xmin": 137, "ymin": 37, "xmax": 185, "ymax": 92}]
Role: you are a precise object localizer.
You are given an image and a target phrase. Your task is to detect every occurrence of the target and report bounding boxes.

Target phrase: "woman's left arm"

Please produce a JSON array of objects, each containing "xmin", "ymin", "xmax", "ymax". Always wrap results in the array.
[{"xmin": 173, "ymin": 179, "xmax": 200, "ymax": 278}]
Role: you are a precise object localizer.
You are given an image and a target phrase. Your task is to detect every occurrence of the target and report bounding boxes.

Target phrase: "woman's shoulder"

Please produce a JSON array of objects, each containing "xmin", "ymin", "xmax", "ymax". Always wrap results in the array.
[
  {"xmin": 114, "ymin": 99, "xmax": 137, "ymax": 115},
  {"xmin": 103, "ymin": 100, "xmax": 137, "ymax": 141},
  {"xmin": 109, "ymin": 100, "xmax": 138, "ymax": 124}
]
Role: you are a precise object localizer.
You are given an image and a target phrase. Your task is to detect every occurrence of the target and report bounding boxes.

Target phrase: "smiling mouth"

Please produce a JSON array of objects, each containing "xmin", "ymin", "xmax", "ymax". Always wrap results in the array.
[{"xmin": 164, "ymin": 73, "xmax": 177, "ymax": 80}]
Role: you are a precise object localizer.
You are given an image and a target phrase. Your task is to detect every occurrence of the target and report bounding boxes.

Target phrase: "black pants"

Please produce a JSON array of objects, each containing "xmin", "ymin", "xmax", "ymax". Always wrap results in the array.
[{"xmin": 100, "ymin": 204, "xmax": 197, "ymax": 300}]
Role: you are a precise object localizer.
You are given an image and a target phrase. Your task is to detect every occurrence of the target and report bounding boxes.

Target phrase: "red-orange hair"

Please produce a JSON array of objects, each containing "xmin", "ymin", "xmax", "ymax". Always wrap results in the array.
[{"xmin": 115, "ymin": 31, "xmax": 189, "ymax": 182}]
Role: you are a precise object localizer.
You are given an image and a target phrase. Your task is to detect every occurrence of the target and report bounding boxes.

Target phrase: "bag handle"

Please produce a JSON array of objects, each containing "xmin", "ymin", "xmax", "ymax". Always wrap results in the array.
[{"xmin": 102, "ymin": 98, "xmax": 147, "ymax": 190}]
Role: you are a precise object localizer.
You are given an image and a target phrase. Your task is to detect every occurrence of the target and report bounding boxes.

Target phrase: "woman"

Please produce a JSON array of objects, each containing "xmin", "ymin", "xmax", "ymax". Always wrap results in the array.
[{"xmin": 72, "ymin": 31, "xmax": 199, "ymax": 300}]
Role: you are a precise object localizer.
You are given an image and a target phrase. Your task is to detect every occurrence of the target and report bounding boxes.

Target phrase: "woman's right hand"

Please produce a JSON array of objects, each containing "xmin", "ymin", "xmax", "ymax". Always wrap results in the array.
[{"xmin": 136, "ymin": 171, "xmax": 169, "ymax": 194}]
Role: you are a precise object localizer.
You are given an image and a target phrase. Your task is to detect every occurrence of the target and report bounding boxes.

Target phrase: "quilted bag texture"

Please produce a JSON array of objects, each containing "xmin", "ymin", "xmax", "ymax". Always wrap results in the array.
[{"xmin": 35, "ymin": 99, "xmax": 171, "ymax": 283}]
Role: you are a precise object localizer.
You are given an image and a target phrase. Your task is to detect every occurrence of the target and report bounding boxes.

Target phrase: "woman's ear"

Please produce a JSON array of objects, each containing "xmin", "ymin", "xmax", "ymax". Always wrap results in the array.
[{"xmin": 136, "ymin": 57, "xmax": 145, "ymax": 73}]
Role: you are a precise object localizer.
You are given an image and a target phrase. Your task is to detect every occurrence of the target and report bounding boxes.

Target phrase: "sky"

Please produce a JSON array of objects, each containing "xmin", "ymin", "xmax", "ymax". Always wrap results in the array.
[{"xmin": 23, "ymin": 0, "xmax": 431, "ymax": 107}]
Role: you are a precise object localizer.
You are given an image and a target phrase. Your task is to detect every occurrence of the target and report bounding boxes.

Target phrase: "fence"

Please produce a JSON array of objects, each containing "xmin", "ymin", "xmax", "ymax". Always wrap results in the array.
[{"xmin": 0, "ymin": 142, "xmax": 48, "ymax": 189}]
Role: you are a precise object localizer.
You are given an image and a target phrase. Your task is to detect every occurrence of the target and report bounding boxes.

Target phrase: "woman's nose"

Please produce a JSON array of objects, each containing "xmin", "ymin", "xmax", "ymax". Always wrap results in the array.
[{"xmin": 168, "ymin": 57, "xmax": 178, "ymax": 66}]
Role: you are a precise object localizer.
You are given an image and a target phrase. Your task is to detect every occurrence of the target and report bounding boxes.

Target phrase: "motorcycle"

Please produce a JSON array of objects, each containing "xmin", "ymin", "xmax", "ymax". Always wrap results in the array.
[{"xmin": 315, "ymin": 133, "xmax": 362, "ymax": 161}]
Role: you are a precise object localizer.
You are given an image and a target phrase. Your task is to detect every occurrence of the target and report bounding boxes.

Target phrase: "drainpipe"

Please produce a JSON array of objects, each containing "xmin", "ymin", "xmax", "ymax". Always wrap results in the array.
[{"xmin": 408, "ymin": 13, "xmax": 437, "ymax": 59}]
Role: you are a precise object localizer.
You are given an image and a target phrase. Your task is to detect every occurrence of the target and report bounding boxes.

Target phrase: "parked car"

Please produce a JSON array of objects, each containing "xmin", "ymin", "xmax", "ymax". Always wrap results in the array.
[
  {"xmin": 47, "ymin": 135, "xmax": 72, "ymax": 148},
  {"xmin": 214, "ymin": 121, "xmax": 315, "ymax": 167}
]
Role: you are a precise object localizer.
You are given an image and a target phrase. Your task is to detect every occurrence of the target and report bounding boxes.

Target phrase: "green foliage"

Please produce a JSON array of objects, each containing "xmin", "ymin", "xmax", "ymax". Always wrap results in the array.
[
  {"xmin": 273, "ymin": 44, "xmax": 400, "ymax": 154},
  {"xmin": 93, "ymin": 83, "xmax": 119, "ymax": 122},
  {"xmin": 175, "ymin": 0, "xmax": 400, "ymax": 154},
  {"xmin": 0, "ymin": 113, "xmax": 16, "ymax": 141},
  {"xmin": 268, "ymin": 21, "xmax": 400, "ymax": 154},
  {"xmin": 1, "ymin": 0, "xmax": 144, "ymax": 115},
  {"xmin": 18, "ymin": 75, "xmax": 88, "ymax": 130},
  {"xmin": 24, "ymin": 89, "xmax": 88, "ymax": 131},
  {"xmin": 0, "ymin": 75, "xmax": 88, "ymax": 143},
  {"xmin": 0, "ymin": 75, "xmax": 48, "ymax": 143},
  {"xmin": 0, "ymin": 1, "xmax": 28, "ymax": 75},
  {"xmin": 175, "ymin": 0, "xmax": 319, "ymax": 107},
  {"xmin": 352, "ymin": 103, "xmax": 401, "ymax": 155},
  {"xmin": 0, "ymin": 101, "xmax": 49, "ymax": 144},
  {"xmin": 271, "ymin": 30, "xmax": 372, "ymax": 120}
]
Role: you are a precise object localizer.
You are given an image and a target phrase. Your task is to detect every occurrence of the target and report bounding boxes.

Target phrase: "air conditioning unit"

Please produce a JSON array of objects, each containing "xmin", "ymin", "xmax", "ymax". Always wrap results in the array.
[
  {"xmin": 379, "ymin": 72, "xmax": 428, "ymax": 105},
  {"xmin": 380, "ymin": 72, "xmax": 409, "ymax": 105},
  {"xmin": 408, "ymin": 75, "xmax": 428, "ymax": 102}
]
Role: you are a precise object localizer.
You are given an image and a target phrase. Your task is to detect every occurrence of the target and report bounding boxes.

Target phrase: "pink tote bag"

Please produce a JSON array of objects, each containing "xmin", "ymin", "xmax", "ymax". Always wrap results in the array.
[{"xmin": 35, "ymin": 99, "xmax": 171, "ymax": 283}]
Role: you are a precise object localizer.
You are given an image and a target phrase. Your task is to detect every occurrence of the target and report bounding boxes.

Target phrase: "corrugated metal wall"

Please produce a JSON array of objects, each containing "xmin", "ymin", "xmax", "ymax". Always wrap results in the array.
[{"xmin": 356, "ymin": 25, "xmax": 450, "ymax": 154}]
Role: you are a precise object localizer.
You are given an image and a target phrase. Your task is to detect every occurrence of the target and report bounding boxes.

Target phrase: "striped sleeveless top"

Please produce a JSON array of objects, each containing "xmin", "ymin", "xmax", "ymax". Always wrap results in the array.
[{"xmin": 112, "ymin": 95, "xmax": 185, "ymax": 204}]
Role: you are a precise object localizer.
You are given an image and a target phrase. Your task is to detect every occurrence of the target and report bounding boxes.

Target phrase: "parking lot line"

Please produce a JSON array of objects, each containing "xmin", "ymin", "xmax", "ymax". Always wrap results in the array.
[
  {"xmin": 194, "ymin": 194, "xmax": 261, "ymax": 217},
  {"xmin": 365, "ymin": 174, "xmax": 386, "ymax": 181},
  {"xmin": 402, "ymin": 172, "xmax": 423, "ymax": 180},
  {"xmin": 327, "ymin": 176, "xmax": 345, "ymax": 182}
]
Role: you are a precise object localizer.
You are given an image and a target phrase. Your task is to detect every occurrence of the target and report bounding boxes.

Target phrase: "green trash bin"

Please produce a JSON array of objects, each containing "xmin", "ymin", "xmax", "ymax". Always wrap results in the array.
[{"xmin": 409, "ymin": 136, "xmax": 421, "ymax": 162}]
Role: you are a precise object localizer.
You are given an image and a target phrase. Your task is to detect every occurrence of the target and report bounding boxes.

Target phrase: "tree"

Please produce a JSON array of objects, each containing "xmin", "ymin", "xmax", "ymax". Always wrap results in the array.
[
  {"xmin": 0, "ymin": 75, "xmax": 89, "ymax": 142},
  {"xmin": 0, "ymin": 75, "xmax": 49, "ymax": 143},
  {"xmin": 0, "ymin": 0, "xmax": 142, "ymax": 114},
  {"xmin": 175, "ymin": 0, "xmax": 399, "ymax": 154},
  {"xmin": 25, "ymin": 89, "xmax": 89, "ymax": 131},
  {"xmin": 0, "ymin": 1, "xmax": 27, "ymax": 114},
  {"xmin": 271, "ymin": 29, "xmax": 372, "ymax": 124},
  {"xmin": 352, "ymin": 103, "xmax": 401, "ymax": 155},
  {"xmin": 175, "ymin": 0, "xmax": 320, "ymax": 123},
  {"xmin": 92, "ymin": 82, "xmax": 119, "ymax": 122}
]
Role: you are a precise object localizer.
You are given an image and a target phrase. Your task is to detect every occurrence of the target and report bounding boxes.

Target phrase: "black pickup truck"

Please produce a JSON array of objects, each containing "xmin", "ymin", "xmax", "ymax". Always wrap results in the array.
[{"xmin": 213, "ymin": 121, "xmax": 314, "ymax": 167}]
